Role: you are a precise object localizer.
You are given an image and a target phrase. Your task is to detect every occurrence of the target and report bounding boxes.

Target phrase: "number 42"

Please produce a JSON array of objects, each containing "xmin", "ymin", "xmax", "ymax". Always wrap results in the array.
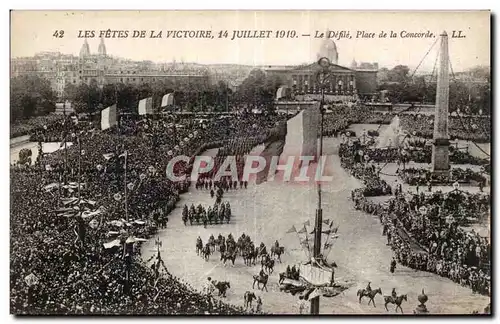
[{"xmin": 53, "ymin": 30, "xmax": 64, "ymax": 38}]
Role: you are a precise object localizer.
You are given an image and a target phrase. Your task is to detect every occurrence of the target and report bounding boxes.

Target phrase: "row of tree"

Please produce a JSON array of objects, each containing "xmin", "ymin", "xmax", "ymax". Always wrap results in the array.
[
  {"xmin": 10, "ymin": 75, "xmax": 57, "ymax": 123},
  {"xmin": 377, "ymin": 65, "xmax": 491, "ymax": 115},
  {"xmin": 63, "ymin": 78, "xmax": 234, "ymax": 114}
]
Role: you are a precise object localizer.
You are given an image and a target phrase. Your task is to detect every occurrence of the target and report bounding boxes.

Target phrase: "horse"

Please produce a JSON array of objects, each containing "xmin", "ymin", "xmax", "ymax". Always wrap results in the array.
[
  {"xmin": 242, "ymin": 249, "xmax": 255, "ymax": 266},
  {"xmin": 196, "ymin": 239, "xmax": 203, "ymax": 256},
  {"xmin": 221, "ymin": 251, "xmax": 237, "ymax": 266},
  {"xmin": 208, "ymin": 236, "xmax": 216, "ymax": 252},
  {"xmin": 384, "ymin": 294, "xmax": 408, "ymax": 313},
  {"xmin": 262, "ymin": 258, "xmax": 275, "ymax": 274},
  {"xmin": 252, "ymin": 274, "xmax": 269, "ymax": 292},
  {"xmin": 270, "ymin": 246, "xmax": 285, "ymax": 262},
  {"xmin": 244, "ymin": 291, "xmax": 256, "ymax": 309},
  {"xmin": 213, "ymin": 281, "xmax": 231, "ymax": 297},
  {"xmin": 357, "ymin": 288, "xmax": 382, "ymax": 307},
  {"xmin": 201, "ymin": 245, "xmax": 211, "ymax": 261}
]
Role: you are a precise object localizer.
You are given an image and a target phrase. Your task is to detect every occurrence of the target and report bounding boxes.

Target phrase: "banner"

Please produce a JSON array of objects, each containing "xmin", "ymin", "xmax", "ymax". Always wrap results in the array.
[
  {"xmin": 101, "ymin": 104, "xmax": 117, "ymax": 130},
  {"xmin": 138, "ymin": 97, "xmax": 154, "ymax": 115},
  {"xmin": 161, "ymin": 93, "xmax": 174, "ymax": 107}
]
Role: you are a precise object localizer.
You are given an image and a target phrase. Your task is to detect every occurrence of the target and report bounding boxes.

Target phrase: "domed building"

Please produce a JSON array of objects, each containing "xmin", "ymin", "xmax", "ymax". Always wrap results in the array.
[{"xmin": 263, "ymin": 34, "xmax": 378, "ymax": 105}]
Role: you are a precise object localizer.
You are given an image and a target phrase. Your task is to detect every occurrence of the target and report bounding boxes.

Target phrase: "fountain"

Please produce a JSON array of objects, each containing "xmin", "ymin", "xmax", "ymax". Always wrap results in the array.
[{"xmin": 376, "ymin": 115, "xmax": 406, "ymax": 148}]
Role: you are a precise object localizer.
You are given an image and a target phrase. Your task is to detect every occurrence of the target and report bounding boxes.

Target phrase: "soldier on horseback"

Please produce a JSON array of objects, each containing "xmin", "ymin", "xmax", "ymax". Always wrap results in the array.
[
  {"xmin": 259, "ymin": 268, "xmax": 266, "ymax": 279},
  {"xmin": 391, "ymin": 288, "xmax": 397, "ymax": 299},
  {"xmin": 366, "ymin": 281, "xmax": 372, "ymax": 292},
  {"xmin": 275, "ymin": 240, "xmax": 279, "ymax": 248}
]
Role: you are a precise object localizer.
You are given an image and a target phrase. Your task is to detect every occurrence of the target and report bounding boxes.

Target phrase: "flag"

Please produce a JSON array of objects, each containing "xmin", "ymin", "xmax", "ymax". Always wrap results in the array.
[
  {"xmin": 256, "ymin": 121, "xmax": 288, "ymax": 184},
  {"xmin": 103, "ymin": 239, "xmax": 122, "ymax": 249},
  {"xmin": 161, "ymin": 93, "xmax": 174, "ymax": 107},
  {"xmin": 304, "ymin": 220, "xmax": 311, "ymax": 227},
  {"xmin": 101, "ymin": 105, "xmax": 117, "ymax": 130},
  {"xmin": 298, "ymin": 225, "xmax": 307, "ymax": 234},
  {"xmin": 138, "ymin": 97, "xmax": 154, "ymax": 115},
  {"xmin": 286, "ymin": 225, "xmax": 297, "ymax": 234},
  {"xmin": 322, "ymin": 219, "xmax": 331, "ymax": 226},
  {"xmin": 103, "ymin": 153, "xmax": 115, "ymax": 160},
  {"xmin": 59, "ymin": 132, "xmax": 71, "ymax": 148},
  {"xmin": 276, "ymin": 85, "xmax": 290, "ymax": 100}
]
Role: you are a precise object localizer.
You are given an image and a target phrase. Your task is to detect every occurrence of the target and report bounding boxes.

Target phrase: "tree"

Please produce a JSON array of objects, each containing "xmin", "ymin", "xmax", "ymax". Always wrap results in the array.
[
  {"xmin": 236, "ymin": 69, "xmax": 283, "ymax": 108},
  {"xmin": 10, "ymin": 75, "xmax": 56, "ymax": 122},
  {"xmin": 387, "ymin": 65, "xmax": 410, "ymax": 83}
]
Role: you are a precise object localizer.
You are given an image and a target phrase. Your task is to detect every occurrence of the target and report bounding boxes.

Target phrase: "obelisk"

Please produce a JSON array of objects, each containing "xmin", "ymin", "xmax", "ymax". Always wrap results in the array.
[{"xmin": 431, "ymin": 31, "xmax": 450, "ymax": 176}]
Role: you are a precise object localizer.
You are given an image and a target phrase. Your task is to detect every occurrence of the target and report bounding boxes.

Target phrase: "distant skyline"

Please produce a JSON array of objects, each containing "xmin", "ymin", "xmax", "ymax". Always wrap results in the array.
[{"xmin": 11, "ymin": 11, "xmax": 490, "ymax": 72}]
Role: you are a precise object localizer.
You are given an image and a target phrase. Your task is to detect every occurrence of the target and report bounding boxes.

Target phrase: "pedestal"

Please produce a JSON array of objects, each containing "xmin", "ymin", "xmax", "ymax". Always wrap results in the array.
[
  {"xmin": 431, "ymin": 138, "xmax": 450, "ymax": 177},
  {"xmin": 414, "ymin": 304, "xmax": 429, "ymax": 314}
]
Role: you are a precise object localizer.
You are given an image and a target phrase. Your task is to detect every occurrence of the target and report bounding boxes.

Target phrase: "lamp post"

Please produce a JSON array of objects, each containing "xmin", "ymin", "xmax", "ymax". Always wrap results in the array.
[{"xmin": 310, "ymin": 57, "xmax": 332, "ymax": 315}]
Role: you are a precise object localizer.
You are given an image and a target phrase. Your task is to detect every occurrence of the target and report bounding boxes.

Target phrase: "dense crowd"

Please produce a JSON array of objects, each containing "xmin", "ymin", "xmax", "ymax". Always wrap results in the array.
[
  {"xmin": 363, "ymin": 145, "xmax": 488, "ymax": 166},
  {"xmin": 330, "ymin": 104, "xmax": 492, "ymax": 299},
  {"xmin": 11, "ymin": 114, "xmax": 65, "ymax": 138},
  {"xmin": 339, "ymin": 141, "xmax": 393, "ymax": 197},
  {"xmin": 320, "ymin": 105, "xmax": 490, "ymax": 143},
  {"xmin": 352, "ymin": 190, "xmax": 490, "ymax": 296},
  {"xmin": 400, "ymin": 167, "xmax": 487, "ymax": 187},
  {"xmin": 398, "ymin": 114, "xmax": 490, "ymax": 143},
  {"xmin": 10, "ymin": 112, "xmax": 285, "ymax": 314}
]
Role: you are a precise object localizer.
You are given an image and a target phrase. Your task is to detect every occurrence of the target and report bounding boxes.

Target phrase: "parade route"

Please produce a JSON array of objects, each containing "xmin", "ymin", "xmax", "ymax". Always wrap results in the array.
[{"xmin": 141, "ymin": 137, "xmax": 489, "ymax": 314}]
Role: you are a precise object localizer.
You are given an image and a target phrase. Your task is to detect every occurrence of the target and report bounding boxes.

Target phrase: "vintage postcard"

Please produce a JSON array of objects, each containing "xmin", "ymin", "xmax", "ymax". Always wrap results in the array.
[{"xmin": 10, "ymin": 10, "xmax": 491, "ymax": 315}]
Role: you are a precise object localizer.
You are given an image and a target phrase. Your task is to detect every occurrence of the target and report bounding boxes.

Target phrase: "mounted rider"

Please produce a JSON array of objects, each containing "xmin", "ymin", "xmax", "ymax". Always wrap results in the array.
[
  {"xmin": 366, "ymin": 281, "xmax": 372, "ymax": 292},
  {"xmin": 391, "ymin": 288, "xmax": 397, "ymax": 299},
  {"xmin": 275, "ymin": 240, "xmax": 280, "ymax": 248}
]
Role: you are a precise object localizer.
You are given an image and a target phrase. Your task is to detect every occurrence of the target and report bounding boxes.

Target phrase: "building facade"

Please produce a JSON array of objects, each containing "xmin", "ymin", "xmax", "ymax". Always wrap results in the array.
[
  {"xmin": 263, "ymin": 38, "xmax": 378, "ymax": 102},
  {"xmin": 11, "ymin": 38, "xmax": 210, "ymax": 99}
]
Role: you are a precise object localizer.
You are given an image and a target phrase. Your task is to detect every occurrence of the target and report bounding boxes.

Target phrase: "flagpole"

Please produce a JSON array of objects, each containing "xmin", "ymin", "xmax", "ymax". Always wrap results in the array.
[
  {"xmin": 124, "ymin": 150, "xmax": 128, "ymax": 222},
  {"xmin": 78, "ymin": 136, "xmax": 82, "ymax": 200},
  {"xmin": 63, "ymin": 101, "xmax": 68, "ymax": 185},
  {"xmin": 311, "ymin": 57, "xmax": 330, "ymax": 315}
]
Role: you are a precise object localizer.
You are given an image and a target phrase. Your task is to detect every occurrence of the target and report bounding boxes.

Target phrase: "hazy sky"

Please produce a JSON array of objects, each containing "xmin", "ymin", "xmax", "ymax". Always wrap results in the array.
[{"xmin": 11, "ymin": 10, "xmax": 490, "ymax": 71}]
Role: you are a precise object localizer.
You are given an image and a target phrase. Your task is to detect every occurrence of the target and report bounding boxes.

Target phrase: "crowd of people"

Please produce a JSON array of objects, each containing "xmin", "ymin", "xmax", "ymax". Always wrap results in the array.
[
  {"xmin": 339, "ymin": 141, "xmax": 393, "ymax": 197},
  {"xmin": 11, "ymin": 114, "xmax": 65, "ymax": 138},
  {"xmin": 400, "ymin": 167, "xmax": 487, "ymax": 187},
  {"xmin": 352, "ymin": 189, "xmax": 490, "ymax": 296},
  {"xmin": 11, "ymin": 111, "xmax": 285, "ymax": 314},
  {"xmin": 320, "ymin": 105, "xmax": 490, "ymax": 143},
  {"xmin": 330, "ymin": 105, "xmax": 491, "ymax": 300}
]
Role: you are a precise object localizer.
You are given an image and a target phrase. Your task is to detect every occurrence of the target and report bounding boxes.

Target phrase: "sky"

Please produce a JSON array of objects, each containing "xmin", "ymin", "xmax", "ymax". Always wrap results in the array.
[{"xmin": 10, "ymin": 10, "xmax": 490, "ymax": 72}]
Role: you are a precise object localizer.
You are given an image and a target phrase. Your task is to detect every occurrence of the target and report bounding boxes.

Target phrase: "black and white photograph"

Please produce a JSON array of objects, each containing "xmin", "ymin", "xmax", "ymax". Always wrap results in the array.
[{"xmin": 9, "ymin": 10, "xmax": 491, "ymax": 315}]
